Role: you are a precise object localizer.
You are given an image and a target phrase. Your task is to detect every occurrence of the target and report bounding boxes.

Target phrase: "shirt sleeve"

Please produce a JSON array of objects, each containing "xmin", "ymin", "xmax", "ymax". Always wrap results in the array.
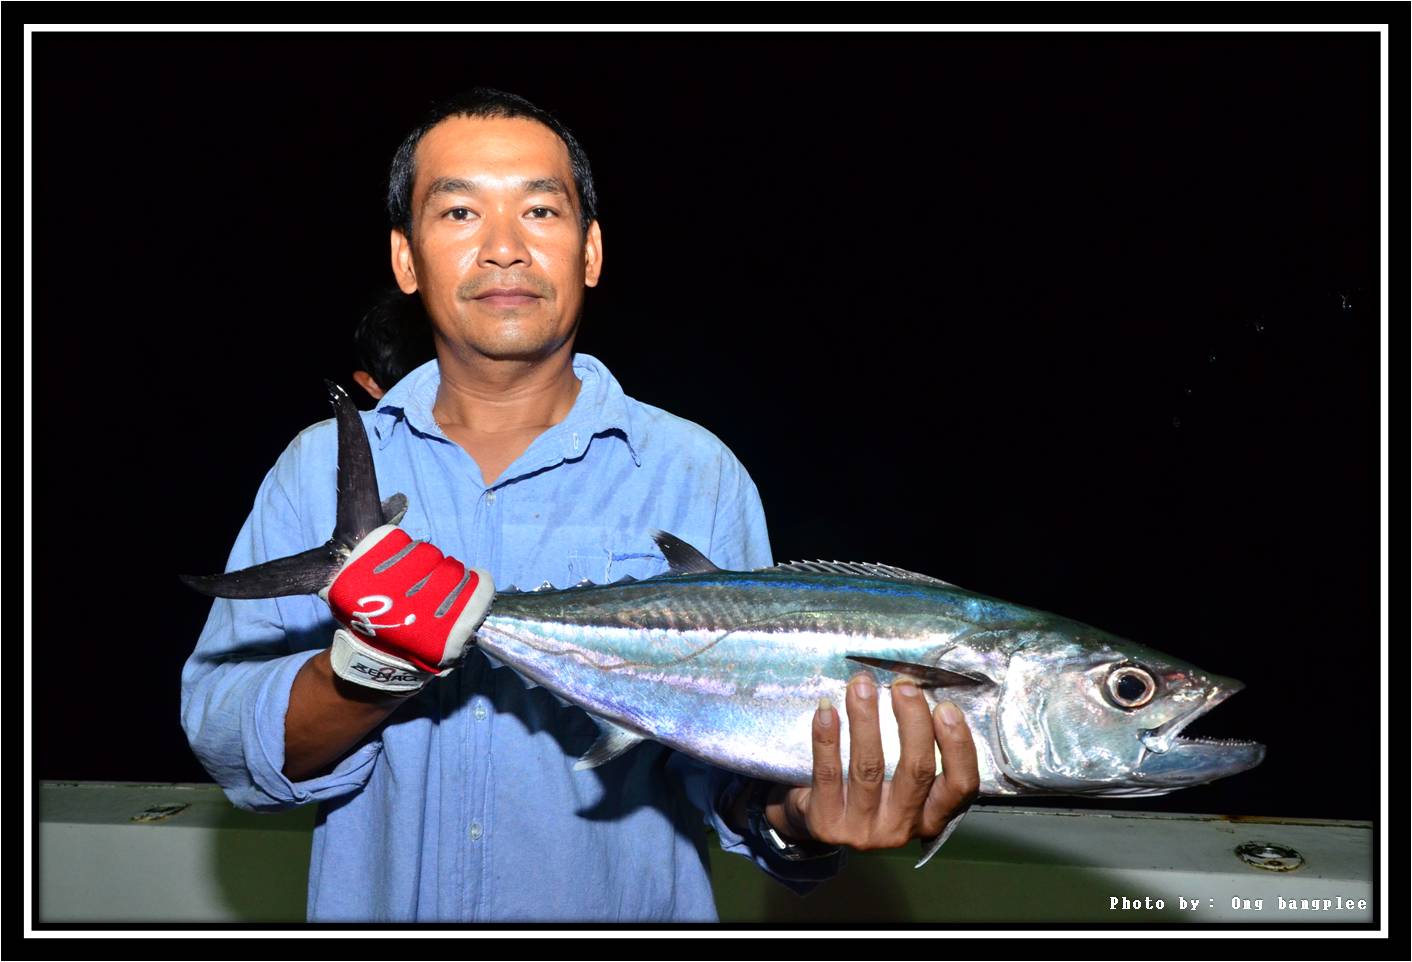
[
  {"xmin": 670, "ymin": 449, "xmax": 846, "ymax": 894},
  {"xmin": 179, "ymin": 427, "xmax": 383, "ymax": 813}
]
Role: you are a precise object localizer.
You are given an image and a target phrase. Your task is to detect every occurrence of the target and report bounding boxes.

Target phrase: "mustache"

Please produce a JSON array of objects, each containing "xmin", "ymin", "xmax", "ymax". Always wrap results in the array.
[{"xmin": 456, "ymin": 275, "xmax": 553, "ymax": 301}]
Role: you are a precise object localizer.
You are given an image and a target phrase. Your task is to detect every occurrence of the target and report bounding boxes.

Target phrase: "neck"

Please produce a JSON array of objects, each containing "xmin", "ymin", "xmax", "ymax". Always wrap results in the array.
[{"xmin": 431, "ymin": 342, "xmax": 582, "ymax": 436}]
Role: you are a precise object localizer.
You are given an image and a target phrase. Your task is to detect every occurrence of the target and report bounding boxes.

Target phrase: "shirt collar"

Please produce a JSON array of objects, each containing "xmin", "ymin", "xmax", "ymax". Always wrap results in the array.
[{"xmin": 371, "ymin": 353, "xmax": 641, "ymax": 469}]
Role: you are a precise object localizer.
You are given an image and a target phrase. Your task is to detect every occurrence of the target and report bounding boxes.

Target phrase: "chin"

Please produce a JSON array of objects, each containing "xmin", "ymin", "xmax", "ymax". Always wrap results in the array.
[
  {"xmin": 436, "ymin": 308, "xmax": 579, "ymax": 363},
  {"xmin": 467, "ymin": 331, "xmax": 572, "ymax": 363}
]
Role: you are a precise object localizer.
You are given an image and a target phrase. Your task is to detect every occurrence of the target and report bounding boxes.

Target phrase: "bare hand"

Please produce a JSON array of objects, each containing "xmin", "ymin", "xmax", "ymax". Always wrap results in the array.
[{"xmin": 771, "ymin": 673, "xmax": 980, "ymax": 850}]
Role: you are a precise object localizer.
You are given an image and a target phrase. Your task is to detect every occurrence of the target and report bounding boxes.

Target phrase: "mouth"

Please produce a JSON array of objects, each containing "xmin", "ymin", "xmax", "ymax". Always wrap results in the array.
[
  {"xmin": 474, "ymin": 288, "xmax": 542, "ymax": 309},
  {"xmin": 1140, "ymin": 683, "xmax": 1257, "ymax": 754},
  {"xmin": 1136, "ymin": 680, "xmax": 1265, "ymax": 784}
]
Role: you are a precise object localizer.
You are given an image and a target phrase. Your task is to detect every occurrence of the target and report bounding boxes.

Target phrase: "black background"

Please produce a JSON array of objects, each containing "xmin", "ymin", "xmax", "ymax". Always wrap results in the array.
[{"xmin": 32, "ymin": 31, "xmax": 1382, "ymax": 822}]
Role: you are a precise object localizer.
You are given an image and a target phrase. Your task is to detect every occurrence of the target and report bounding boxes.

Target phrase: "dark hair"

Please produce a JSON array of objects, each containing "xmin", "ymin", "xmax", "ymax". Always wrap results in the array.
[
  {"xmin": 387, "ymin": 87, "xmax": 598, "ymax": 239},
  {"xmin": 354, "ymin": 288, "xmax": 436, "ymax": 393}
]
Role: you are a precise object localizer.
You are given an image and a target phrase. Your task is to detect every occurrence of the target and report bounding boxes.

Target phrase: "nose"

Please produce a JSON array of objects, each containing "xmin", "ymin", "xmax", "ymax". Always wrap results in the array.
[
  {"xmin": 1207, "ymin": 674, "xmax": 1244, "ymax": 702},
  {"xmin": 478, "ymin": 210, "xmax": 531, "ymax": 270}
]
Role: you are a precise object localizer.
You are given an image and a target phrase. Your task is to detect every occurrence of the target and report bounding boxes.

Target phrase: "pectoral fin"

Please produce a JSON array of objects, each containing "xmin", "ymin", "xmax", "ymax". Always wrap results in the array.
[
  {"xmin": 573, "ymin": 718, "xmax": 645, "ymax": 770},
  {"xmin": 846, "ymin": 656, "xmax": 991, "ymax": 688}
]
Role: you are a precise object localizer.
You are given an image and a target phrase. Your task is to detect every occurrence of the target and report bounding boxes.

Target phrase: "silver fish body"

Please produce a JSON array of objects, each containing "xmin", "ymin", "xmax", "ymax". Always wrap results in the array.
[{"xmin": 479, "ymin": 553, "xmax": 1265, "ymax": 799}]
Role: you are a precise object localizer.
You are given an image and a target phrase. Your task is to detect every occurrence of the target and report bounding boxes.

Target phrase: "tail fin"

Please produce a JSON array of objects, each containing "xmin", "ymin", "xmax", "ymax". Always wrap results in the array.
[
  {"xmin": 325, "ymin": 380, "xmax": 387, "ymax": 551},
  {"xmin": 179, "ymin": 543, "xmax": 346, "ymax": 599},
  {"xmin": 179, "ymin": 382, "xmax": 406, "ymax": 599}
]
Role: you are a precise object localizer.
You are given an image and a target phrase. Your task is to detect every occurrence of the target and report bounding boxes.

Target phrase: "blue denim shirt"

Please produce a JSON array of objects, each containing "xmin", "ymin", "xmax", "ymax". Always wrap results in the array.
[{"xmin": 180, "ymin": 353, "xmax": 840, "ymax": 922}]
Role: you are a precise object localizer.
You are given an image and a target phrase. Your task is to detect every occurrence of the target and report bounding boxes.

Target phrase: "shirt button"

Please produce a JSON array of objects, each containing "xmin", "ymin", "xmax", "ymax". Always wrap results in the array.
[
  {"xmin": 485, "ymin": 491, "xmax": 496, "ymax": 505},
  {"xmin": 474, "ymin": 704, "xmax": 487, "ymax": 721},
  {"xmin": 469, "ymin": 821, "xmax": 483, "ymax": 842}
]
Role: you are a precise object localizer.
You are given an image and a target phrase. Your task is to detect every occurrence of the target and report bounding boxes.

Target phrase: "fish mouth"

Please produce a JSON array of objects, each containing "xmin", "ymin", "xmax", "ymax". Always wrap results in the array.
[
  {"xmin": 1139, "ymin": 681, "xmax": 1248, "ymax": 754},
  {"xmin": 1135, "ymin": 679, "xmax": 1265, "ymax": 786}
]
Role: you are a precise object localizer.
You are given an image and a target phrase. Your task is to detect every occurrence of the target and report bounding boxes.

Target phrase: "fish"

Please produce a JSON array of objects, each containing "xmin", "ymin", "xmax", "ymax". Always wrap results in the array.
[{"xmin": 182, "ymin": 382, "xmax": 1265, "ymax": 866}]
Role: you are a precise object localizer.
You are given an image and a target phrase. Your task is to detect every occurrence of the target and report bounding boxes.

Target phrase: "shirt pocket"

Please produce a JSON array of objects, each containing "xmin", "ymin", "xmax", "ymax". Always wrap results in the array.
[{"xmin": 502, "ymin": 509, "xmax": 665, "ymax": 589}]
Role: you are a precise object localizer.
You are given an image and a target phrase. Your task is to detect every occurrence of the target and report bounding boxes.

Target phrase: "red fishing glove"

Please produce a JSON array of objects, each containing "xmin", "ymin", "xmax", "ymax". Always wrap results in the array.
[{"xmin": 319, "ymin": 525, "xmax": 494, "ymax": 694}]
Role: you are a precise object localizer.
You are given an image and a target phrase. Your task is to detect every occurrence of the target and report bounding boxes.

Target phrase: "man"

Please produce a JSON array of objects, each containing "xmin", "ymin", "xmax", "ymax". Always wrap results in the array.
[{"xmin": 181, "ymin": 88, "xmax": 978, "ymax": 922}]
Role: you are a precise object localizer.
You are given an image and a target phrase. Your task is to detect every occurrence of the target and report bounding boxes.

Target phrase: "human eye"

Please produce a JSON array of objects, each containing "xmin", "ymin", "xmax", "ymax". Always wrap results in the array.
[
  {"xmin": 445, "ymin": 206, "xmax": 477, "ymax": 223},
  {"xmin": 526, "ymin": 206, "xmax": 559, "ymax": 220}
]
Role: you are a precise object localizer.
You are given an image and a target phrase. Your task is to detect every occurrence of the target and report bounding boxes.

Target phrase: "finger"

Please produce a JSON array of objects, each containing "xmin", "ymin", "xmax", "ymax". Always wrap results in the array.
[
  {"xmin": 417, "ymin": 555, "xmax": 472, "ymax": 610},
  {"xmin": 808, "ymin": 696, "xmax": 844, "ymax": 836},
  {"xmin": 884, "ymin": 679, "xmax": 940, "ymax": 829},
  {"xmin": 920, "ymin": 700, "xmax": 982, "ymax": 837},
  {"xmin": 845, "ymin": 673, "xmax": 886, "ymax": 822}
]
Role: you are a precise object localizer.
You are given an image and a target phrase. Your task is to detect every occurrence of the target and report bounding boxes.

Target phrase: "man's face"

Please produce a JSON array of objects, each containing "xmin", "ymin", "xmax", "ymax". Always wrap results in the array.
[{"xmin": 391, "ymin": 115, "xmax": 602, "ymax": 363}]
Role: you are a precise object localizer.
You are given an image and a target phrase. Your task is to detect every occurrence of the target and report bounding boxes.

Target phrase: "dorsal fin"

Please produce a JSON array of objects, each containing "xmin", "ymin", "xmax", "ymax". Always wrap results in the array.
[
  {"xmin": 765, "ymin": 560, "xmax": 955, "ymax": 588},
  {"xmin": 651, "ymin": 531, "xmax": 721, "ymax": 575}
]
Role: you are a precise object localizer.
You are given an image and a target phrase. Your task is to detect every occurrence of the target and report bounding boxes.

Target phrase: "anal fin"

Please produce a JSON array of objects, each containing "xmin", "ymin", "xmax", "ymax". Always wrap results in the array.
[
  {"xmin": 915, "ymin": 806, "xmax": 970, "ymax": 869},
  {"xmin": 573, "ymin": 718, "xmax": 645, "ymax": 771}
]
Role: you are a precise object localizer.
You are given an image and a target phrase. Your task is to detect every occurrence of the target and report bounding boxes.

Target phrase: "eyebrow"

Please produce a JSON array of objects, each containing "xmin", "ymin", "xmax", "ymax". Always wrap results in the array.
[{"xmin": 422, "ymin": 176, "xmax": 572, "ymax": 206}]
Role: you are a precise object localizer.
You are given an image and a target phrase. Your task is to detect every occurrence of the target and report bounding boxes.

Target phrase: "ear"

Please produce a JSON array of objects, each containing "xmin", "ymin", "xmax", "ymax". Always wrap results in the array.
[
  {"xmin": 352, "ymin": 370, "xmax": 385, "ymax": 401},
  {"xmin": 391, "ymin": 228, "xmax": 418, "ymax": 294},
  {"xmin": 583, "ymin": 219, "xmax": 603, "ymax": 288}
]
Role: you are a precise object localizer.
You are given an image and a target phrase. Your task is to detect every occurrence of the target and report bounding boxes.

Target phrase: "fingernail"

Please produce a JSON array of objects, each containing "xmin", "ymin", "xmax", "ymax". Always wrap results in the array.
[
  {"xmin": 938, "ymin": 701, "xmax": 962, "ymax": 727},
  {"xmin": 894, "ymin": 679, "xmax": 919, "ymax": 697},
  {"xmin": 850, "ymin": 675, "xmax": 875, "ymax": 699},
  {"xmin": 817, "ymin": 696, "xmax": 833, "ymax": 726}
]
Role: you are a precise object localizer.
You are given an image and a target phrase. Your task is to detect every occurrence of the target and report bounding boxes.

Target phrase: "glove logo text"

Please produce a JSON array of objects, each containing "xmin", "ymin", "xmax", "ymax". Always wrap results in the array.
[
  {"xmin": 351, "ymin": 594, "xmax": 417, "ymax": 636},
  {"xmin": 350, "ymin": 661, "xmax": 421, "ymax": 684}
]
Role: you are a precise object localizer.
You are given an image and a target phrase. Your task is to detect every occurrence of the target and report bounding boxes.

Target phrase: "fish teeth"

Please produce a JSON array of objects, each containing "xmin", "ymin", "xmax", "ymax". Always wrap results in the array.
[{"xmin": 1176, "ymin": 734, "xmax": 1257, "ymax": 747}]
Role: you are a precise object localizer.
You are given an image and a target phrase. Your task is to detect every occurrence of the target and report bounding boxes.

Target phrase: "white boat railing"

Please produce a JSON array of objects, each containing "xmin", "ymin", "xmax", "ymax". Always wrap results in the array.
[{"xmin": 33, "ymin": 781, "xmax": 1376, "ymax": 925}]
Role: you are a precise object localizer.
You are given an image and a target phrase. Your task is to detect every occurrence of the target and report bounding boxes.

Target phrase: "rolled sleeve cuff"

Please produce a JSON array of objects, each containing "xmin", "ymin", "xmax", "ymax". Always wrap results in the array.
[
  {"xmin": 240, "ymin": 648, "xmax": 383, "ymax": 810},
  {"xmin": 707, "ymin": 771, "xmax": 845, "ymax": 896}
]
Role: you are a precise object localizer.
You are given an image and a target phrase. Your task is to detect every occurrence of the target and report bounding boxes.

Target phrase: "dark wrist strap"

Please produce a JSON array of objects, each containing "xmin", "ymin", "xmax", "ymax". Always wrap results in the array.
[{"xmin": 742, "ymin": 779, "xmax": 842, "ymax": 862}]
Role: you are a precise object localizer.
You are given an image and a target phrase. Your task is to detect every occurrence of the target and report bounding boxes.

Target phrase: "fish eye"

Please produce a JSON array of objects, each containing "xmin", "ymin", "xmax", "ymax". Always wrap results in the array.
[{"xmin": 1105, "ymin": 665, "xmax": 1157, "ymax": 709}]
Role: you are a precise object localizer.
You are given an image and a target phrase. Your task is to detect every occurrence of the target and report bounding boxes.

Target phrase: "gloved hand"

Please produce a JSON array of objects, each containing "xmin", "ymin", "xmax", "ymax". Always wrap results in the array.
[{"xmin": 318, "ymin": 525, "xmax": 494, "ymax": 694}]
